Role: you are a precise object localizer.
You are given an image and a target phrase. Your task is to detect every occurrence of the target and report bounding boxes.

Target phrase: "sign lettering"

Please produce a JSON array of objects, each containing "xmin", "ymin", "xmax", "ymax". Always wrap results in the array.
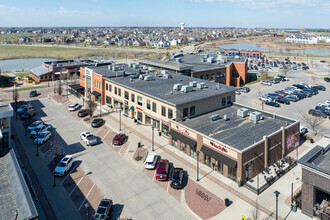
[
  {"xmin": 136, "ymin": 107, "xmax": 143, "ymax": 111},
  {"xmin": 86, "ymin": 69, "xmax": 91, "ymax": 76},
  {"xmin": 176, "ymin": 125, "xmax": 189, "ymax": 135},
  {"xmin": 210, "ymin": 142, "xmax": 228, "ymax": 153}
]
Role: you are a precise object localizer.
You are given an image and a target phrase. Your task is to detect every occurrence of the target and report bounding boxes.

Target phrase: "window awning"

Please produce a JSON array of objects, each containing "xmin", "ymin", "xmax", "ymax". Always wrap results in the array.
[
  {"xmin": 201, "ymin": 145, "xmax": 237, "ymax": 168},
  {"xmin": 69, "ymin": 84, "xmax": 84, "ymax": 91},
  {"xmin": 130, "ymin": 106, "xmax": 135, "ymax": 111},
  {"xmin": 169, "ymin": 129, "xmax": 196, "ymax": 147},
  {"xmin": 91, "ymin": 91, "xmax": 101, "ymax": 97}
]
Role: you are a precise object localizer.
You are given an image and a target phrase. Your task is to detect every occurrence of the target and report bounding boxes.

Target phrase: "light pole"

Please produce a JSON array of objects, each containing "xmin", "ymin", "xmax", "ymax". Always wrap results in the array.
[
  {"xmin": 196, "ymin": 151, "xmax": 200, "ymax": 181},
  {"xmin": 53, "ymin": 153, "xmax": 57, "ymax": 187},
  {"xmin": 119, "ymin": 109, "xmax": 121, "ymax": 131},
  {"xmin": 36, "ymin": 132, "xmax": 39, "ymax": 156},
  {"xmin": 274, "ymin": 190, "xmax": 280, "ymax": 220},
  {"xmin": 99, "ymin": 96, "xmax": 102, "ymax": 117},
  {"xmin": 152, "ymin": 126, "xmax": 154, "ymax": 151},
  {"xmin": 85, "ymin": 202, "xmax": 90, "ymax": 220}
]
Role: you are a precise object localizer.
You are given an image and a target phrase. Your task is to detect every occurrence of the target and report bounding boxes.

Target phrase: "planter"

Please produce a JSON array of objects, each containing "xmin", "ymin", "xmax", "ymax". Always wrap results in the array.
[{"xmin": 310, "ymin": 139, "xmax": 314, "ymax": 143}]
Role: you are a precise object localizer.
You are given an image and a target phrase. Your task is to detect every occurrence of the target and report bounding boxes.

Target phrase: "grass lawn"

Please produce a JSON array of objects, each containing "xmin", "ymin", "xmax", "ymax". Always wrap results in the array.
[
  {"xmin": 14, "ymin": 71, "xmax": 30, "ymax": 79},
  {"xmin": 17, "ymin": 86, "xmax": 45, "ymax": 92}
]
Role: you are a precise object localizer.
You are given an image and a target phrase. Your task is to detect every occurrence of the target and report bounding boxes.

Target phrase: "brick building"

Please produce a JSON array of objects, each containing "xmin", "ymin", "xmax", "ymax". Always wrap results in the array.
[{"xmin": 224, "ymin": 50, "xmax": 262, "ymax": 59}]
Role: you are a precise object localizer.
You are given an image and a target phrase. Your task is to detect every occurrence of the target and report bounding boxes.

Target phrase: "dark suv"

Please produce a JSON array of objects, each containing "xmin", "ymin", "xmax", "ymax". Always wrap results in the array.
[{"xmin": 308, "ymin": 109, "xmax": 327, "ymax": 118}]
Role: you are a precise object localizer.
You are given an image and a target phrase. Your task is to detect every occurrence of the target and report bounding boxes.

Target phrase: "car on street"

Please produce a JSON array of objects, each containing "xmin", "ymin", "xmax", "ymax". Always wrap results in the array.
[
  {"xmin": 312, "ymin": 85, "xmax": 326, "ymax": 91},
  {"xmin": 260, "ymin": 80, "xmax": 272, "ymax": 86},
  {"xmin": 91, "ymin": 118, "xmax": 104, "ymax": 128},
  {"xmin": 30, "ymin": 124, "xmax": 51, "ymax": 138},
  {"xmin": 324, "ymin": 77, "xmax": 330, "ymax": 82},
  {"xmin": 155, "ymin": 159, "xmax": 169, "ymax": 181},
  {"xmin": 80, "ymin": 131, "xmax": 98, "ymax": 146},
  {"xmin": 68, "ymin": 103, "xmax": 80, "ymax": 111},
  {"xmin": 27, "ymin": 120, "xmax": 43, "ymax": 132},
  {"xmin": 78, "ymin": 109, "xmax": 89, "ymax": 117},
  {"xmin": 265, "ymin": 101, "xmax": 280, "ymax": 107},
  {"xmin": 21, "ymin": 109, "xmax": 36, "ymax": 120},
  {"xmin": 275, "ymin": 98, "xmax": 290, "ymax": 104},
  {"xmin": 170, "ymin": 168, "xmax": 184, "ymax": 189},
  {"xmin": 29, "ymin": 90, "xmax": 38, "ymax": 97},
  {"xmin": 94, "ymin": 199, "xmax": 113, "ymax": 220},
  {"xmin": 144, "ymin": 153, "xmax": 159, "ymax": 169},
  {"xmin": 34, "ymin": 131, "xmax": 52, "ymax": 145},
  {"xmin": 308, "ymin": 109, "xmax": 327, "ymax": 118},
  {"xmin": 112, "ymin": 133, "xmax": 126, "ymax": 145},
  {"xmin": 54, "ymin": 155, "xmax": 74, "ymax": 176}
]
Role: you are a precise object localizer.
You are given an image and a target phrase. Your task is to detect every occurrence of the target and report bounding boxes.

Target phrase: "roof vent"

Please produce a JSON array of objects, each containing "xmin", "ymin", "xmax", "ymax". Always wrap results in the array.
[
  {"xmin": 175, "ymin": 58, "xmax": 182, "ymax": 63},
  {"xmin": 163, "ymin": 74, "xmax": 172, "ymax": 79},
  {"xmin": 201, "ymin": 58, "xmax": 206, "ymax": 62},
  {"xmin": 189, "ymin": 81, "xmax": 198, "ymax": 87},
  {"xmin": 139, "ymin": 74, "xmax": 146, "ymax": 80},
  {"xmin": 108, "ymin": 65, "xmax": 111, "ymax": 70},
  {"xmin": 206, "ymin": 57, "xmax": 214, "ymax": 63},
  {"xmin": 130, "ymin": 78, "xmax": 134, "ymax": 82},
  {"xmin": 204, "ymin": 54, "xmax": 209, "ymax": 59},
  {"xmin": 250, "ymin": 111, "xmax": 262, "ymax": 122},
  {"xmin": 161, "ymin": 70, "xmax": 168, "ymax": 74},
  {"xmin": 197, "ymin": 82, "xmax": 207, "ymax": 89},
  {"xmin": 173, "ymin": 84, "xmax": 183, "ymax": 91},
  {"xmin": 180, "ymin": 85, "xmax": 193, "ymax": 93},
  {"xmin": 209, "ymin": 114, "xmax": 220, "ymax": 121},
  {"xmin": 223, "ymin": 115, "xmax": 229, "ymax": 121},
  {"xmin": 144, "ymin": 75, "xmax": 153, "ymax": 81},
  {"xmin": 237, "ymin": 108, "xmax": 249, "ymax": 118}
]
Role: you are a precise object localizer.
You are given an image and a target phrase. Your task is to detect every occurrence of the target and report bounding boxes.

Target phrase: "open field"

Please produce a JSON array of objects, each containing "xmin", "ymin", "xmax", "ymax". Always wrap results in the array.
[{"xmin": 0, "ymin": 33, "xmax": 70, "ymax": 43}]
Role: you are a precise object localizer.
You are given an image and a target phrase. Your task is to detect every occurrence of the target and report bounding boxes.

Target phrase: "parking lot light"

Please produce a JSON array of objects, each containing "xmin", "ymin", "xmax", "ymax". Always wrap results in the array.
[
  {"xmin": 196, "ymin": 151, "xmax": 200, "ymax": 181},
  {"xmin": 152, "ymin": 126, "xmax": 154, "ymax": 151}
]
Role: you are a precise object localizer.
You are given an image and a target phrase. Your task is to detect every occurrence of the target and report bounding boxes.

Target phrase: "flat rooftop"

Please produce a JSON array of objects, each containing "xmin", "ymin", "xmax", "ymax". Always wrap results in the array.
[
  {"xmin": 180, "ymin": 103, "xmax": 296, "ymax": 151},
  {"xmin": 89, "ymin": 64, "xmax": 145, "ymax": 78},
  {"xmin": 139, "ymin": 59, "xmax": 193, "ymax": 71},
  {"xmin": 44, "ymin": 59, "xmax": 87, "ymax": 67},
  {"xmin": 299, "ymin": 144, "xmax": 330, "ymax": 175},
  {"xmin": 107, "ymin": 73, "xmax": 236, "ymax": 106}
]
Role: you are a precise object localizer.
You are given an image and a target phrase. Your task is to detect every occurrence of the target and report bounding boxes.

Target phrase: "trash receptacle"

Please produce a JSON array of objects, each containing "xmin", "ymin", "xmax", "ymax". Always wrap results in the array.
[
  {"xmin": 138, "ymin": 142, "xmax": 141, "ymax": 148},
  {"xmin": 292, "ymin": 200, "xmax": 297, "ymax": 212},
  {"xmin": 310, "ymin": 139, "xmax": 314, "ymax": 143},
  {"xmin": 225, "ymin": 198, "xmax": 230, "ymax": 207},
  {"xmin": 158, "ymin": 131, "xmax": 161, "ymax": 136}
]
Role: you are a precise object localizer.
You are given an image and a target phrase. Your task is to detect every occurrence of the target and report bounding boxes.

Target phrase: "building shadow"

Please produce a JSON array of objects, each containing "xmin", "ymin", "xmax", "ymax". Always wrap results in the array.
[{"xmin": 111, "ymin": 204, "xmax": 124, "ymax": 220}]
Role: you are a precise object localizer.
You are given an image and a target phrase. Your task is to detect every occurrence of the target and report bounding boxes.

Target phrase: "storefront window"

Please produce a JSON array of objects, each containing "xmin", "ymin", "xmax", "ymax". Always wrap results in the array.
[
  {"xmin": 205, "ymin": 74, "xmax": 209, "ymax": 80},
  {"xmin": 137, "ymin": 111, "xmax": 143, "ymax": 122},
  {"xmin": 228, "ymin": 166, "xmax": 237, "ymax": 181},
  {"xmin": 168, "ymin": 109, "xmax": 173, "ymax": 119},
  {"xmin": 106, "ymin": 96, "xmax": 112, "ymax": 105},
  {"xmin": 211, "ymin": 74, "xmax": 215, "ymax": 80},
  {"xmin": 172, "ymin": 139, "xmax": 177, "ymax": 148},
  {"xmin": 147, "ymin": 100, "xmax": 151, "ymax": 110},
  {"xmin": 161, "ymin": 124, "xmax": 169, "ymax": 136},
  {"xmin": 145, "ymin": 115, "xmax": 151, "ymax": 124},
  {"xmin": 125, "ymin": 91, "xmax": 129, "ymax": 100},
  {"xmin": 190, "ymin": 106, "xmax": 195, "ymax": 116},
  {"xmin": 180, "ymin": 142, "xmax": 186, "ymax": 153},
  {"xmin": 137, "ymin": 96, "xmax": 143, "ymax": 106},
  {"xmin": 204, "ymin": 154, "xmax": 211, "ymax": 167},
  {"xmin": 161, "ymin": 106, "xmax": 166, "ymax": 117},
  {"xmin": 131, "ymin": 94, "xmax": 135, "ymax": 102},
  {"xmin": 222, "ymin": 97, "xmax": 226, "ymax": 106},
  {"xmin": 190, "ymin": 146, "xmax": 196, "ymax": 159},
  {"xmin": 183, "ymin": 108, "xmax": 188, "ymax": 118},
  {"xmin": 114, "ymin": 100, "xmax": 119, "ymax": 107},
  {"xmin": 217, "ymin": 161, "xmax": 223, "ymax": 174},
  {"xmin": 124, "ymin": 105, "xmax": 129, "ymax": 115}
]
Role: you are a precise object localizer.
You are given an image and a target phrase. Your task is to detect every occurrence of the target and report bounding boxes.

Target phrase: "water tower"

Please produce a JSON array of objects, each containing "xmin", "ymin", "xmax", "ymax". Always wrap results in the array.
[{"xmin": 180, "ymin": 22, "xmax": 185, "ymax": 30}]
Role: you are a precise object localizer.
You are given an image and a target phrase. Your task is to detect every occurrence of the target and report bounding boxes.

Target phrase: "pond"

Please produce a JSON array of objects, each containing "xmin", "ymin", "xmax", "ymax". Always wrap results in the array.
[
  {"xmin": 0, "ymin": 58, "xmax": 57, "ymax": 72},
  {"xmin": 220, "ymin": 43, "xmax": 330, "ymax": 55}
]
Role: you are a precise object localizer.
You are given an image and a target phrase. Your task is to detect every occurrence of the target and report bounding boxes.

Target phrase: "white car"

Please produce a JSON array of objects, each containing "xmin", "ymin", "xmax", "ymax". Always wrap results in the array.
[
  {"xmin": 30, "ymin": 124, "xmax": 51, "ymax": 138},
  {"xmin": 27, "ymin": 120, "xmax": 43, "ymax": 132},
  {"xmin": 34, "ymin": 131, "xmax": 51, "ymax": 145},
  {"xmin": 144, "ymin": 153, "xmax": 159, "ymax": 169},
  {"xmin": 80, "ymin": 131, "xmax": 98, "ymax": 146},
  {"xmin": 260, "ymin": 80, "xmax": 272, "ymax": 86},
  {"xmin": 300, "ymin": 82, "xmax": 311, "ymax": 88},
  {"xmin": 325, "ymin": 100, "xmax": 330, "ymax": 105},
  {"xmin": 68, "ymin": 103, "xmax": 80, "ymax": 111},
  {"xmin": 54, "ymin": 155, "xmax": 74, "ymax": 176},
  {"xmin": 318, "ymin": 103, "xmax": 330, "ymax": 110},
  {"xmin": 259, "ymin": 96, "xmax": 272, "ymax": 102}
]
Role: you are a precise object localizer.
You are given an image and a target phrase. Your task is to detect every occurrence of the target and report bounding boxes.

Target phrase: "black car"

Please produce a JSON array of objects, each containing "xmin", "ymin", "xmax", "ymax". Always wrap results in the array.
[
  {"xmin": 275, "ymin": 98, "xmax": 290, "ymax": 104},
  {"xmin": 312, "ymin": 85, "xmax": 326, "ymax": 91},
  {"xmin": 29, "ymin": 90, "xmax": 37, "ymax": 97},
  {"xmin": 265, "ymin": 101, "xmax": 280, "ymax": 107},
  {"xmin": 324, "ymin": 77, "xmax": 330, "ymax": 82},
  {"xmin": 78, "ymin": 109, "xmax": 89, "ymax": 117},
  {"xmin": 308, "ymin": 109, "xmax": 327, "ymax": 118},
  {"xmin": 293, "ymin": 84, "xmax": 306, "ymax": 90},
  {"xmin": 91, "ymin": 118, "xmax": 104, "ymax": 128},
  {"xmin": 21, "ymin": 109, "xmax": 36, "ymax": 120},
  {"xmin": 309, "ymin": 88, "xmax": 319, "ymax": 95},
  {"xmin": 301, "ymin": 90, "xmax": 313, "ymax": 97},
  {"xmin": 315, "ymin": 106, "xmax": 330, "ymax": 116},
  {"xmin": 170, "ymin": 168, "xmax": 184, "ymax": 189}
]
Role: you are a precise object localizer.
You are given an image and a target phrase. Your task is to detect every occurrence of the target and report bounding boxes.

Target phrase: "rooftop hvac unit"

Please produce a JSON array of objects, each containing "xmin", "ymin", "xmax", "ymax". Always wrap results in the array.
[
  {"xmin": 223, "ymin": 115, "xmax": 229, "ymax": 121},
  {"xmin": 250, "ymin": 111, "xmax": 262, "ymax": 122},
  {"xmin": 175, "ymin": 58, "xmax": 182, "ymax": 63},
  {"xmin": 206, "ymin": 57, "xmax": 214, "ymax": 63},
  {"xmin": 189, "ymin": 81, "xmax": 198, "ymax": 87},
  {"xmin": 197, "ymin": 82, "xmax": 207, "ymax": 89},
  {"xmin": 143, "ymin": 65, "xmax": 148, "ymax": 70},
  {"xmin": 163, "ymin": 74, "xmax": 172, "ymax": 79},
  {"xmin": 173, "ymin": 84, "xmax": 183, "ymax": 91},
  {"xmin": 144, "ymin": 76, "xmax": 153, "ymax": 81},
  {"xmin": 200, "ymin": 58, "xmax": 206, "ymax": 62},
  {"xmin": 181, "ymin": 85, "xmax": 193, "ymax": 93},
  {"xmin": 108, "ymin": 65, "xmax": 111, "ymax": 70},
  {"xmin": 237, "ymin": 108, "xmax": 249, "ymax": 118},
  {"xmin": 235, "ymin": 55, "xmax": 239, "ymax": 59},
  {"xmin": 204, "ymin": 54, "xmax": 209, "ymax": 59},
  {"xmin": 129, "ymin": 63, "xmax": 135, "ymax": 68},
  {"xmin": 139, "ymin": 74, "xmax": 146, "ymax": 80},
  {"xmin": 148, "ymin": 67, "xmax": 155, "ymax": 71},
  {"xmin": 161, "ymin": 70, "xmax": 168, "ymax": 74},
  {"xmin": 209, "ymin": 114, "xmax": 220, "ymax": 121},
  {"xmin": 155, "ymin": 72, "xmax": 163, "ymax": 77}
]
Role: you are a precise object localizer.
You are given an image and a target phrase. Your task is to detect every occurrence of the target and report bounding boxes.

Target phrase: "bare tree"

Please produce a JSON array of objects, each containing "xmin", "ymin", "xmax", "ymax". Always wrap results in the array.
[
  {"xmin": 311, "ymin": 74, "xmax": 316, "ymax": 84},
  {"xmin": 251, "ymin": 199, "xmax": 260, "ymax": 220},
  {"xmin": 300, "ymin": 112, "xmax": 325, "ymax": 135},
  {"xmin": 86, "ymin": 98, "xmax": 97, "ymax": 121},
  {"xmin": 57, "ymin": 79, "xmax": 63, "ymax": 100}
]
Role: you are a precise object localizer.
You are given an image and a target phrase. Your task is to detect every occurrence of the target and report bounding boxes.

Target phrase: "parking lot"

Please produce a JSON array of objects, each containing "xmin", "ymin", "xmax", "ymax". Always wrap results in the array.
[{"xmin": 237, "ymin": 69, "xmax": 330, "ymax": 134}]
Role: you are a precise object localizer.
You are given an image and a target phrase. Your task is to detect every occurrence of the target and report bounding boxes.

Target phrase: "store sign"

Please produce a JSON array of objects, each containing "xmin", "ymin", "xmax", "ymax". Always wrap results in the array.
[
  {"xmin": 136, "ymin": 107, "xmax": 143, "ymax": 111},
  {"xmin": 210, "ymin": 142, "xmax": 228, "ymax": 153},
  {"xmin": 86, "ymin": 69, "xmax": 91, "ymax": 76},
  {"xmin": 176, "ymin": 125, "xmax": 189, "ymax": 135},
  {"xmin": 161, "ymin": 119, "xmax": 169, "ymax": 125}
]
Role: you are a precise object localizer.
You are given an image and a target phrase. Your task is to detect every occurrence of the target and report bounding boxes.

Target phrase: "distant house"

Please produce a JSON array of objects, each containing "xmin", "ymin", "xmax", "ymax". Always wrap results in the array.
[
  {"xmin": 170, "ymin": 39, "xmax": 178, "ymax": 46},
  {"xmin": 133, "ymin": 40, "xmax": 146, "ymax": 47},
  {"xmin": 19, "ymin": 37, "xmax": 32, "ymax": 43}
]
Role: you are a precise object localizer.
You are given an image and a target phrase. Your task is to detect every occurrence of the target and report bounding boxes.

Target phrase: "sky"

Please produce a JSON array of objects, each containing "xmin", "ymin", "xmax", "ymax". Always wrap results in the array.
[{"xmin": 0, "ymin": 0, "xmax": 329, "ymax": 28}]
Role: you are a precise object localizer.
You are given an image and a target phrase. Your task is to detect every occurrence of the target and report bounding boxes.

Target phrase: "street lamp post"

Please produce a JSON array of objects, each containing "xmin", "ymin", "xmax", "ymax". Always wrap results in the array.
[
  {"xmin": 99, "ymin": 97, "xmax": 102, "ymax": 117},
  {"xmin": 53, "ymin": 153, "xmax": 57, "ymax": 187},
  {"xmin": 274, "ymin": 190, "xmax": 280, "ymax": 220},
  {"xmin": 85, "ymin": 202, "xmax": 90, "ymax": 220},
  {"xmin": 152, "ymin": 126, "xmax": 154, "ymax": 151},
  {"xmin": 196, "ymin": 151, "xmax": 200, "ymax": 181},
  {"xmin": 119, "ymin": 109, "xmax": 121, "ymax": 131}
]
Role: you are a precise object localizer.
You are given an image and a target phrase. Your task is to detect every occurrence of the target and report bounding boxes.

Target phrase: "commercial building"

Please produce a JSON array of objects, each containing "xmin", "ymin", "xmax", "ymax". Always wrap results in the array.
[
  {"xmin": 79, "ymin": 64, "xmax": 236, "ymax": 135},
  {"xmin": 224, "ymin": 49, "xmax": 262, "ymax": 59},
  {"xmin": 298, "ymin": 145, "xmax": 330, "ymax": 219},
  {"xmin": 168, "ymin": 104, "xmax": 300, "ymax": 184},
  {"xmin": 139, "ymin": 51, "xmax": 248, "ymax": 87},
  {"xmin": 0, "ymin": 104, "xmax": 13, "ymax": 149}
]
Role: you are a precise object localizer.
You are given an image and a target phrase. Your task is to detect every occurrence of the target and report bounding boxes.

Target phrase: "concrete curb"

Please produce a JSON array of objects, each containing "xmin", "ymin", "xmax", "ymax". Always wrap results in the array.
[{"xmin": 182, "ymin": 186, "xmax": 202, "ymax": 220}]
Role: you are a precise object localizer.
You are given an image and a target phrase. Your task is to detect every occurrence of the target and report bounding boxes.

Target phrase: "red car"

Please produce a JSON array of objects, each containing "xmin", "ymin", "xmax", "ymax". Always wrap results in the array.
[
  {"xmin": 155, "ymin": 159, "xmax": 169, "ymax": 181},
  {"xmin": 112, "ymin": 133, "xmax": 126, "ymax": 145}
]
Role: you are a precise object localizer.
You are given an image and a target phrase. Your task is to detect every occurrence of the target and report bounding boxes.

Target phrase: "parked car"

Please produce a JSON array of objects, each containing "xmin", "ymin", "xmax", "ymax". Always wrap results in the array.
[
  {"xmin": 34, "ymin": 131, "xmax": 51, "ymax": 145},
  {"xmin": 94, "ymin": 199, "xmax": 113, "ymax": 220},
  {"xmin": 91, "ymin": 118, "xmax": 104, "ymax": 128},
  {"xmin": 68, "ymin": 103, "xmax": 80, "ymax": 111},
  {"xmin": 170, "ymin": 168, "xmax": 184, "ymax": 189},
  {"xmin": 259, "ymin": 96, "xmax": 273, "ymax": 102},
  {"xmin": 285, "ymin": 95, "xmax": 299, "ymax": 102},
  {"xmin": 112, "ymin": 133, "xmax": 126, "ymax": 145},
  {"xmin": 265, "ymin": 101, "xmax": 280, "ymax": 107},
  {"xmin": 308, "ymin": 109, "xmax": 327, "ymax": 118},
  {"xmin": 260, "ymin": 80, "xmax": 272, "ymax": 86},
  {"xmin": 277, "ymin": 75, "xmax": 289, "ymax": 81},
  {"xmin": 30, "ymin": 124, "xmax": 51, "ymax": 138},
  {"xmin": 155, "ymin": 159, "xmax": 169, "ymax": 181},
  {"xmin": 312, "ymin": 85, "xmax": 326, "ymax": 91},
  {"xmin": 144, "ymin": 153, "xmax": 159, "ymax": 170},
  {"xmin": 324, "ymin": 77, "xmax": 330, "ymax": 82},
  {"xmin": 238, "ymin": 87, "xmax": 250, "ymax": 93},
  {"xmin": 317, "ymin": 103, "xmax": 330, "ymax": 110},
  {"xmin": 80, "ymin": 131, "xmax": 97, "ymax": 146},
  {"xmin": 77, "ymin": 109, "xmax": 89, "ymax": 117},
  {"xmin": 27, "ymin": 120, "xmax": 43, "ymax": 132},
  {"xmin": 300, "ymin": 127, "xmax": 308, "ymax": 136},
  {"xmin": 21, "ymin": 109, "xmax": 36, "ymax": 120},
  {"xmin": 17, "ymin": 105, "xmax": 34, "ymax": 115},
  {"xmin": 315, "ymin": 107, "xmax": 330, "ymax": 116},
  {"xmin": 29, "ymin": 90, "xmax": 38, "ymax": 97},
  {"xmin": 54, "ymin": 155, "xmax": 74, "ymax": 176},
  {"xmin": 275, "ymin": 98, "xmax": 290, "ymax": 105}
]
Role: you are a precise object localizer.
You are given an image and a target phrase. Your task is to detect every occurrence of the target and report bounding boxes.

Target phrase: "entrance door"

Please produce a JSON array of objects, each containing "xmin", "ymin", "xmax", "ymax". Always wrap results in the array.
[{"xmin": 245, "ymin": 163, "xmax": 252, "ymax": 181}]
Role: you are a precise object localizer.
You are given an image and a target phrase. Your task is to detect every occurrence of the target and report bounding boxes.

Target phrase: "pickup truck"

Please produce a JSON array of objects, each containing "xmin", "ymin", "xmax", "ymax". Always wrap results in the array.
[
  {"xmin": 94, "ymin": 199, "xmax": 113, "ymax": 220},
  {"xmin": 80, "ymin": 131, "xmax": 97, "ymax": 146},
  {"xmin": 170, "ymin": 168, "xmax": 184, "ymax": 189}
]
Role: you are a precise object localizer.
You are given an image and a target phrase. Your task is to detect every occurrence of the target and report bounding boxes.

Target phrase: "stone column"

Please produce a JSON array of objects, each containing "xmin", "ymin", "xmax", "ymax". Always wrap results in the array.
[
  {"xmin": 264, "ymin": 136, "xmax": 268, "ymax": 168},
  {"xmin": 281, "ymin": 126, "xmax": 286, "ymax": 157}
]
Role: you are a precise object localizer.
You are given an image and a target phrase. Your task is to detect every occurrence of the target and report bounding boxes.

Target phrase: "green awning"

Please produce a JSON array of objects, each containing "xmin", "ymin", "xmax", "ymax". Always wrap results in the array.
[{"xmin": 130, "ymin": 106, "xmax": 135, "ymax": 111}]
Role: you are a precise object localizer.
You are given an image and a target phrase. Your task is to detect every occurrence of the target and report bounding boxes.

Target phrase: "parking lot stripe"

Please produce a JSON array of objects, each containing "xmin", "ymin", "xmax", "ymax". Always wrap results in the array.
[
  {"xmin": 152, "ymin": 170, "xmax": 156, "ymax": 181},
  {"xmin": 102, "ymin": 129, "xmax": 111, "ymax": 140},
  {"xmin": 61, "ymin": 163, "xmax": 80, "ymax": 184},
  {"xmin": 78, "ymin": 183, "xmax": 95, "ymax": 211},
  {"xmin": 166, "ymin": 181, "xmax": 170, "ymax": 192},
  {"xmin": 95, "ymin": 127, "xmax": 102, "ymax": 135},
  {"xmin": 67, "ymin": 173, "xmax": 86, "ymax": 198}
]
